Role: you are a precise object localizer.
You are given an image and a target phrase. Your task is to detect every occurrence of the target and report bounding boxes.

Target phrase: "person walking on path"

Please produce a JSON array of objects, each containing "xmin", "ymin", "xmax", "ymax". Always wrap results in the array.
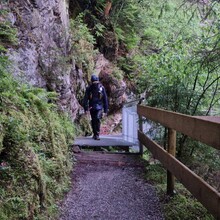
[{"xmin": 83, "ymin": 74, "xmax": 108, "ymax": 140}]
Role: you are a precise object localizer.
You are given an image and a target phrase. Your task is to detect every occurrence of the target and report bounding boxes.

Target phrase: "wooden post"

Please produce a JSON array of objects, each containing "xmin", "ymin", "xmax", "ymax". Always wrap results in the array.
[
  {"xmin": 138, "ymin": 113, "xmax": 143, "ymax": 155},
  {"xmin": 167, "ymin": 128, "xmax": 176, "ymax": 195},
  {"xmin": 138, "ymin": 98, "xmax": 144, "ymax": 156}
]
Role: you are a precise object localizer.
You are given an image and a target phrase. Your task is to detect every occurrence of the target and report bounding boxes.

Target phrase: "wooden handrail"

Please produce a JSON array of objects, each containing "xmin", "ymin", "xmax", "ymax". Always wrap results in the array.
[
  {"xmin": 137, "ymin": 105, "xmax": 220, "ymax": 150},
  {"xmin": 137, "ymin": 105, "xmax": 220, "ymax": 219},
  {"xmin": 138, "ymin": 131, "xmax": 220, "ymax": 219}
]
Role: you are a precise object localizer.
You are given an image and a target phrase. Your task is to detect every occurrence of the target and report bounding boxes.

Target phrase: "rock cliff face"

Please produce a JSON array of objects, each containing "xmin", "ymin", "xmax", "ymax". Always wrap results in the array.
[
  {"xmin": 6, "ymin": 0, "xmax": 127, "ymax": 122},
  {"xmin": 7, "ymin": 0, "xmax": 82, "ymax": 119}
]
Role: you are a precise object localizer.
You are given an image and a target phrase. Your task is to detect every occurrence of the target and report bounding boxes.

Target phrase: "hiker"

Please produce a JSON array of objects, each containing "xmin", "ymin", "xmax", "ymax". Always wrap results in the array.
[{"xmin": 83, "ymin": 74, "xmax": 108, "ymax": 140}]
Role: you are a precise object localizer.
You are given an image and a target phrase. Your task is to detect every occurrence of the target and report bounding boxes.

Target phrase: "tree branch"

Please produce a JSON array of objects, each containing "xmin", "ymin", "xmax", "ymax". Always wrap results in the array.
[
  {"xmin": 192, "ymin": 75, "xmax": 220, "ymax": 115},
  {"xmin": 104, "ymin": 0, "xmax": 112, "ymax": 18},
  {"xmin": 206, "ymin": 79, "xmax": 219, "ymax": 115}
]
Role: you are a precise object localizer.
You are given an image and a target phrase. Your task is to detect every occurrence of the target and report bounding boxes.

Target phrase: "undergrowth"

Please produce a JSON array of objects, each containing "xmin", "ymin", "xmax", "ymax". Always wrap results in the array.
[
  {"xmin": 0, "ymin": 7, "xmax": 75, "ymax": 219},
  {"xmin": 70, "ymin": 13, "xmax": 97, "ymax": 80},
  {"xmin": 0, "ymin": 71, "xmax": 75, "ymax": 219},
  {"xmin": 0, "ymin": 7, "xmax": 17, "ymax": 47},
  {"xmin": 144, "ymin": 151, "xmax": 214, "ymax": 220}
]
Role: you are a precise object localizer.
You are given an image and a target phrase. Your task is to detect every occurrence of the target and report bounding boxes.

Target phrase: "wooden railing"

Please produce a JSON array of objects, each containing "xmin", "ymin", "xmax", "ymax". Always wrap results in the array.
[{"xmin": 137, "ymin": 105, "xmax": 220, "ymax": 219}]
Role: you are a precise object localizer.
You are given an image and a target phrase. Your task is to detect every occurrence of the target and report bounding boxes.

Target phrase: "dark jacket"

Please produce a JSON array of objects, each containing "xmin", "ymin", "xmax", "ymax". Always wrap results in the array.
[{"xmin": 83, "ymin": 82, "xmax": 108, "ymax": 113}]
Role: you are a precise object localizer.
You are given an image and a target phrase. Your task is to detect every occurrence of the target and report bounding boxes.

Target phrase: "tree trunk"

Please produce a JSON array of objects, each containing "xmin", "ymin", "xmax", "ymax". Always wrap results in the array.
[{"xmin": 104, "ymin": 0, "xmax": 112, "ymax": 17}]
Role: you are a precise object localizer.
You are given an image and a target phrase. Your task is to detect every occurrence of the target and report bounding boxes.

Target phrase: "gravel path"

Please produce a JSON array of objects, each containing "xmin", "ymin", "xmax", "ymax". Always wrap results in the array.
[{"xmin": 59, "ymin": 162, "xmax": 164, "ymax": 220}]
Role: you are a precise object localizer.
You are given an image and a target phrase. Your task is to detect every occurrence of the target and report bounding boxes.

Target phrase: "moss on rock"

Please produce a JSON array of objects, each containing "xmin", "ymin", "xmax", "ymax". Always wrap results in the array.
[{"xmin": 0, "ymin": 73, "xmax": 75, "ymax": 219}]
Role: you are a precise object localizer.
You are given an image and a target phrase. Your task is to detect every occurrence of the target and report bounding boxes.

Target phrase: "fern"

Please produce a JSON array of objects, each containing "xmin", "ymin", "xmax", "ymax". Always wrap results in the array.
[
  {"xmin": 0, "ymin": 18, "xmax": 17, "ymax": 46},
  {"xmin": 0, "ymin": 56, "xmax": 75, "ymax": 220},
  {"xmin": 70, "ymin": 13, "xmax": 96, "ymax": 76}
]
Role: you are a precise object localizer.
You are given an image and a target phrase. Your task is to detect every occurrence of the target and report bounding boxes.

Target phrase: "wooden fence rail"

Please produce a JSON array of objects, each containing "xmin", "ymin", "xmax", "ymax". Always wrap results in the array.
[
  {"xmin": 137, "ymin": 105, "xmax": 220, "ymax": 219},
  {"xmin": 137, "ymin": 105, "xmax": 220, "ymax": 150}
]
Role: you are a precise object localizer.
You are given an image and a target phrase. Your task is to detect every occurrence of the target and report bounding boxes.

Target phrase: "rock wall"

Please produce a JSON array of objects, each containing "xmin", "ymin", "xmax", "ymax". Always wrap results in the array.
[
  {"xmin": 5, "ymin": 0, "xmax": 128, "ymax": 123},
  {"xmin": 7, "ymin": 0, "xmax": 82, "ymax": 119}
]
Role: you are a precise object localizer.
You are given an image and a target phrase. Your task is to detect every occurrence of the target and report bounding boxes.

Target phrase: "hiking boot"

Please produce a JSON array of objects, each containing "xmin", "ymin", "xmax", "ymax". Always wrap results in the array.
[{"xmin": 93, "ymin": 135, "xmax": 100, "ymax": 140}]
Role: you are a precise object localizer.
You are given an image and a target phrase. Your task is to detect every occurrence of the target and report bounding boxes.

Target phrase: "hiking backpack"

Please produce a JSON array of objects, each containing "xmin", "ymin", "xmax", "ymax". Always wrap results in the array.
[{"xmin": 89, "ymin": 83, "xmax": 103, "ymax": 101}]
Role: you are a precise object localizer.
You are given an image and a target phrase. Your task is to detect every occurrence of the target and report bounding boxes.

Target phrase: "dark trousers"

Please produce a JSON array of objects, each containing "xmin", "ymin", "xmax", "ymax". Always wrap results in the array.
[{"xmin": 90, "ymin": 109, "xmax": 102, "ymax": 136}]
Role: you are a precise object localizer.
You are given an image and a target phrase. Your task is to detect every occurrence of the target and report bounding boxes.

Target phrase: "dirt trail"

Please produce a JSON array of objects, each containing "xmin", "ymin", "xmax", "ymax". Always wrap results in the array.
[{"xmin": 59, "ymin": 153, "xmax": 164, "ymax": 220}]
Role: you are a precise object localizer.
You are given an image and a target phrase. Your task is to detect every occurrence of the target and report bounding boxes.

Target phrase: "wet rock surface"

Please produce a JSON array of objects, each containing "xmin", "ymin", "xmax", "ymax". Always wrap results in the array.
[{"xmin": 7, "ymin": 0, "xmax": 81, "ymax": 119}]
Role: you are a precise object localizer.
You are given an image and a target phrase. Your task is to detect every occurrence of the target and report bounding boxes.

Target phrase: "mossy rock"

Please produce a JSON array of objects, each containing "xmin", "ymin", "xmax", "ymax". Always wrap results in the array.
[
  {"xmin": 78, "ymin": 114, "xmax": 92, "ymax": 136},
  {"xmin": 0, "ymin": 76, "xmax": 75, "ymax": 219}
]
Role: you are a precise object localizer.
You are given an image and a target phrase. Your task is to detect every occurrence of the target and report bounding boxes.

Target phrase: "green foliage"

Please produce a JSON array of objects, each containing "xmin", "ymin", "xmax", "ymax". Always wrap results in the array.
[
  {"xmin": 144, "ymin": 155, "xmax": 214, "ymax": 219},
  {"xmin": 112, "ymin": 66, "xmax": 124, "ymax": 81},
  {"xmin": 0, "ymin": 1, "xmax": 219, "ymax": 218},
  {"xmin": 0, "ymin": 8, "xmax": 18, "ymax": 47},
  {"xmin": 0, "ymin": 71, "xmax": 75, "ymax": 219},
  {"xmin": 164, "ymin": 194, "xmax": 214, "ymax": 220},
  {"xmin": 0, "ymin": 22, "xmax": 17, "ymax": 46},
  {"xmin": 142, "ymin": 28, "xmax": 161, "ymax": 46},
  {"xmin": 0, "ymin": 7, "xmax": 75, "ymax": 219},
  {"xmin": 94, "ymin": 23, "xmax": 106, "ymax": 37},
  {"xmin": 73, "ymin": 0, "xmax": 220, "ymax": 115},
  {"xmin": 110, "ymin": 0, "xmax": 143, "ymax": 50},
  {"xmin": 70, "ymin": 13, "xmax": 97, "ymax": 77},
  {"xmin": 180, "ymin": 139, "xmax": 220, "ymax": 191},
  {"xmin": 146, "ymin": 163, "xmax": 167, "ymax": 185},
  {"xmin": 130, "ymin": 0, "xmax": 220, "ymax": 116}
]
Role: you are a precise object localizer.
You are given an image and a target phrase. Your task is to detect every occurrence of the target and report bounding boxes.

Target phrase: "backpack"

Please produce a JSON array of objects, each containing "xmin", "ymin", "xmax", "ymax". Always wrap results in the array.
[{"xmin": 89, "ymin": 83, "xmax": 103, "ymax": 101}]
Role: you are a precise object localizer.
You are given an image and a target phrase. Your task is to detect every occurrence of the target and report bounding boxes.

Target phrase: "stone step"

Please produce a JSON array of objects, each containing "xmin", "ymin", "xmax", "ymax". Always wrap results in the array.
[{"xmin": 74, "ymin": 151, "xmax": 147, "ymax": 167}]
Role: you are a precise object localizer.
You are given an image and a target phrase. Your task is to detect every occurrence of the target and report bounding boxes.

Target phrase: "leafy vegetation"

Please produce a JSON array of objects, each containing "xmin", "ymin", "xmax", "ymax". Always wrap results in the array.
[
  {"xmin": 70, "ymin": 13, "xmax": 97, "ymax": 80},
  {"xmin": 0, "ymin": 72, "xmax": 75, "ymax": 220},
  {"xmin": 0, "ymin": 9, "xmax": 75, "ymax": 218},
  {"xmin": 91, "ymin": 0, "xmax": 219, "ymax": 218},
  {"xmin": 73, "ymin": 0, "xmax": 219, "ymax": 116},
  {"xmin": 70, "ymin": 0, "xmax": 220, "ymax": 116},
  {"xmin": 131, "ymin": 0, "xmax": 220, "ymax": 116},
  {"xmin": 109, "ymin": 0, "xmax": 143, "ymax": 50},
  {"xmin": 1, "ymin": 0, "xmax": 219, "ymax": 218},
  {"xmin": 0, "ymin": 7, "xmax": 17, "ymax": 48},
  {"xmin": 0, "ymin": 69, "xmax": 75, "ymax": 219},
  {"xmin": 144, "ymin": 154, "xmax": 214, "ymax": 220}
]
